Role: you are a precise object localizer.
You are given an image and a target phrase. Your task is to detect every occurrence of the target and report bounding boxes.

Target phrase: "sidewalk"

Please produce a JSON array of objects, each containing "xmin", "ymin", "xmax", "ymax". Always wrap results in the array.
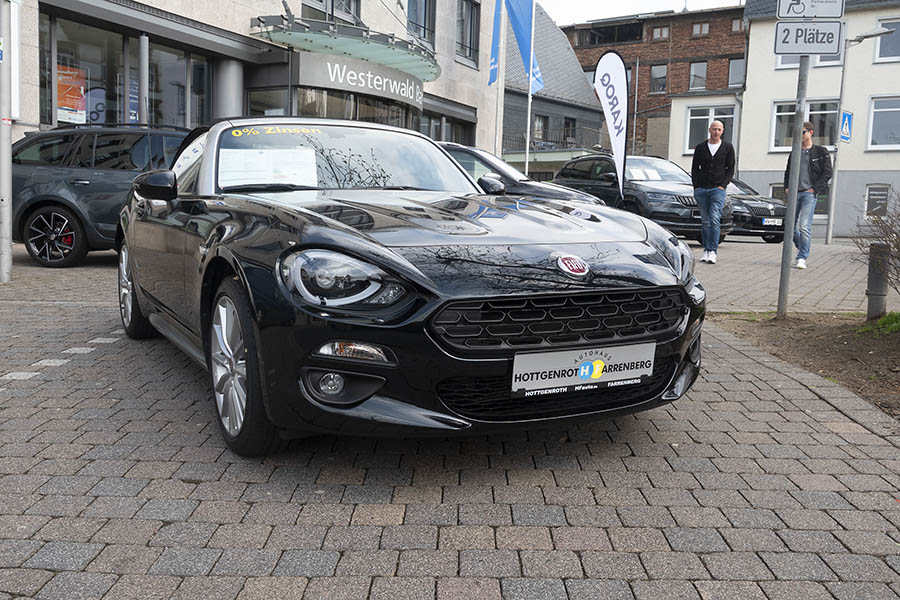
[
  {"xmin": 0, "ymin": 243, "xmax": 898, "ymax": 600},
  {"xmin": 692, "ymin": 237, "xmax": 900, "ymax": 314}
]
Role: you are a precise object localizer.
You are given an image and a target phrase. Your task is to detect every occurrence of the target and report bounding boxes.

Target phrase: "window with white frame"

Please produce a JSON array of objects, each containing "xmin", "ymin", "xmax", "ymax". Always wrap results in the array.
[
  {"xmin": 626, "ymin": 67, "xmax": 632, "ymax": 88},
  {"xmin": 689, "ymin": 62, "xmax": 707, "ymax": 89},
  {"xmin": 876, "ymin": 18, "xmax": 900, "ymax": 61},
  {"xmin": 777, "ymin": 55, "xmax": 801, "ymax": 68},
  {"xmin": 650, "ymin": 64, "xmax": 667, "ymax": 93},
  {"xmin": 869, "ymin": 97, "xmax": 900, "ymax": 149},
  {"xmin": 866, "ymin": 184, "xmax": 890, "ymax": 217},
  {"xmin": 728, "ymin": 58, "xmax": 745, "ymax": 87},
  {"xmin": 686, "ymin": 106, "xmax": 735, "ymax": 151},
  {"xmin": 692, "ymin": 22, "xmax": 709, "ymax": 36},
  {"xmin": 584, "ymin": 69, "xmax": 595, "ymax": 86},
  {"xmin": 652, "ymin": 26, "xmax": 669, "ymax": 40},
  {"xmin": 772, "ymin": 101, "xmax": 838, "ymax": 149},
  {"xmin": 732, "ymin": 18, "xmax": 743, "ymax": 32}
]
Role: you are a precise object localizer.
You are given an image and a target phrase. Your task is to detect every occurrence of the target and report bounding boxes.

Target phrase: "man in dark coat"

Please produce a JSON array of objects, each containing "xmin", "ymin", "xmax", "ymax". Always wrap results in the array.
[
  {"xmin": 691, "ymin": 120, "xmax": 736, "ymax": 264},
  {"xmin": 784, "ymin": 121, "xmax": 833, "ymax": 269}
]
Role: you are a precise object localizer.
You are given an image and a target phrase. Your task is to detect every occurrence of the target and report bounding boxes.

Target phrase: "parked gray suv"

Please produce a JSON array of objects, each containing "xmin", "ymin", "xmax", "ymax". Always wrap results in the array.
[{"xmin": 12, "ymin": 124, "xmax": 188, "ymax": 267}]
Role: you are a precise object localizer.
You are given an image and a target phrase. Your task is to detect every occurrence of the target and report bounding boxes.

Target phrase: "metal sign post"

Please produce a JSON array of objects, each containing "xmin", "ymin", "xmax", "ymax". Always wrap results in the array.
[{"xmin": 1, "ymin": 0, "xmax": 12, "ymax": 283}]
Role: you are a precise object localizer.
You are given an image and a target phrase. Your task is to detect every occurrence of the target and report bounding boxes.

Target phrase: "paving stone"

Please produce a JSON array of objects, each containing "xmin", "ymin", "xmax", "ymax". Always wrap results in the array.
[
  {"xmin": 820, "ymin": 553, "xmax": 900, "ymax": 582},
  {"xmin": 0, "ymin": 539, "xmax": 42, "ymax": 568},
  {"xmin": 581, "ymin": 551, "xmax": 647, "ymax": 579},
  {"xmin": 86, "ymin": 544, "xmax": 161, "ymax": 575},
  {"xmin": 758, "ymin": 581, "xmax": 834, "ymax": 600},
  {"xmin": 272, "ymin": 550, "xmax": 339, "ymax": 577},
  {"xmin": 92, "ymin": 519, "xmax": 161, "ymax": 545},
  {"xmin": 439, "ymin": 526, "xmax": 494, "ymax": 550},
  {"xmin": 663, "ymin": 528, "xmax": 729, "ymax": 553},
  {"xmin": 550, "ymin": 526, "xmax": 611, "ymax": 551},
  {"xmin": 148, "ymin": 547, "xmax": 221, "ymax": 577},
  {"xmin": 608, "ymin": 527, "xmax": 671, "ymax": 552},
  {"xmin": 827, "ymin": 582, "xmax": 900, "ymax": 600},
  {"xmin": 296, "ymin": 504, "xmax": 353, "ymax": 526},
  {"xmin": 501, "ymin": 578, "xmax": 567, "ymax": 600},
  {"xmin": 101, "ymin": 574, "xmax": 181, "ymax": 600},
  {"xmin": 720, "ymin": 528, "xmax": 787, "ymax": 552},
  {"xmin": 458, "ymin": 549, "xmax": 520, "ymax": 577},
  {"xmin": 459, "ymin": 503, "xmax": 512, "ymax": 526},
  {"xmin": 403, "ymin": 504, "xmax": 457, "ymax": 526},
  {"xmin": 566, "ymin": 579, "xmax": 634, "ymax": 600},
  {"xmin": 496, "ymin": 526, "xmax": 552, "ymax": 550},
  {"xmin": 520, "ymin": 550, "xmax": 582, "ymax": 578},
  {"xmin": 0, "ymin": 567, "xmax": 54, "ymax": 596},
  {"xmin": 397, "ymin": 550, "xmax": 457, "ymax": 577},
  {"xmin": 631, "ymin": 580, "xmax": 701, "ymax": 600},
  {"xmin": 368, "ymin": 576, "xmax": 434, "ymax": 600},
  {"xmin": 701, "ymin": 552, "xmax": 774, "ymax": 580},
  {"xmin": 302, "ymin": 576, "xmax": 372, "ymax": 600},
  {"xmin": 510, "ymin": 504, "xmax": 566, "ymax": 526},
  {"xmin": 437, "ymin": 577, "xmax": 501, "ymax": 600},
  {"xmin": 35, "ymin": 571, "xmax": 117, "ymax": 600},
  {"xmin": 759, "ymin": 551, "xmax": 837, "ymax": 581},
  {"xmin": 149, "ymin": 522, "xmax": 217, "ymax": 548},
  {"xmin": 694, "ymin": 581, "xmax": 767, "ymax": 600},
  {"xmin": 170, "ymin": 576, "xmax": 243, "ymax": 600},
  {"xmin": 235, "ymin": 576, "xmax": 308, "ymax": 600},
  {"xmin": 210, "ymin": 549, "xmax": 280, "ymax": 576},
  {"xmin": 23, "ymin": 541, "xmax": 103, "ymax": 571},
  {"xmin": 776, "ymin": 529, "xmax": 848, "ymax": 553},
  {"xmin": 833, "ymin": 530, "xmax": 900, "ymax": 555},
  {"xmin": 335, "ymin": 550, "xmax": 398, "ymax": 576}
]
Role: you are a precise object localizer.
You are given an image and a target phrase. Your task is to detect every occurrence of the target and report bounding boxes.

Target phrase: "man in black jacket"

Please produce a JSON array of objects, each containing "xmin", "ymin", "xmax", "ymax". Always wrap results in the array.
[
  {"xmin": 691, "ymin": 120, "xmax": 736, "ymax": 264},
  {"xmin": 783, "ymin": 121, "xmax": 833, "ymax": 269}
]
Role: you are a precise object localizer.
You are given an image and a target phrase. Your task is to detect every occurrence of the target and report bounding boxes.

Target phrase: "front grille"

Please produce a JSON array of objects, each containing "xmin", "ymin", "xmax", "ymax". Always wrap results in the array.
[
  {"xmin": 429, "ymin": 288, "xmax": 688, "ymax": 357},
  {"xmin": 437, "ymin": 356, "xmax": 677, "ymax": 421},
  {"xmin": 676, "ymin": 195, "xmax": 697, "ymax": 206},
  {"xmin": 749, "ymin": 204, "xmax": 786, "ymax": 217}
]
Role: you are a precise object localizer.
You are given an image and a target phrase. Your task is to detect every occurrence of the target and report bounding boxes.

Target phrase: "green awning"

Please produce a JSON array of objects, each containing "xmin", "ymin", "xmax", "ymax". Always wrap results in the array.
[{"xmin": 252, "ymin": 16, "xmax": 441, "ymax": 82}]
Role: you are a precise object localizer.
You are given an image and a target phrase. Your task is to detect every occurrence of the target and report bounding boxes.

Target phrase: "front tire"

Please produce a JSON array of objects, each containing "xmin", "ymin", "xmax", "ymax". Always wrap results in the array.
[
  {"xmin": 209, "ymin": 277, "xmax": 281, "ymax": 456},
  {"xmin": 118, "ymin": 242, "xmax": 155, "ymax": 339},
  {"xmin": 24, "ymin": 206, "xmax": 89, "ymax": 267}
]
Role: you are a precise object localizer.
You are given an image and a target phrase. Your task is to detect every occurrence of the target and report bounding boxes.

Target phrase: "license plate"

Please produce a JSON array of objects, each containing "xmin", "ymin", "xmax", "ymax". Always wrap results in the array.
[
  {"xmin": 511, "ymin": 343, "xmax": 656, "ymax": 397},
  {"xmin": 762, "ymin": 218, "xmax": 782, "ymax": 226}
]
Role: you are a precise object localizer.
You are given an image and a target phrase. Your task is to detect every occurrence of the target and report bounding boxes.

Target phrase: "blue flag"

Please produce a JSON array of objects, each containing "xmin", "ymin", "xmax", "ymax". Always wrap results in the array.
[
  {"xmin": 488, "ymin": 0, "xmax": 502, "ymax": 86},
  {"xmin": 499, "ymin": 0, "xmax": 544, "ymax": 94}
]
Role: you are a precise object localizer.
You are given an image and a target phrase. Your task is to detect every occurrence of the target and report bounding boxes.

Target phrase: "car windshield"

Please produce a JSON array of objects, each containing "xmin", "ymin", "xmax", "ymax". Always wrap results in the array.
[
  {"xmin": 625, "ymin": 157, "xmax": 692, "ymax": 183},
  {"xmin": 217, "ymin": 124, "xmax": 479, "ymax": 194},
  {"xmin": 470, "ymin": 149, "xmax": 530, "ymax": 182},
  {"xmin": 727, "ymin": 179, "xmax": 759, "ymax": 195}
]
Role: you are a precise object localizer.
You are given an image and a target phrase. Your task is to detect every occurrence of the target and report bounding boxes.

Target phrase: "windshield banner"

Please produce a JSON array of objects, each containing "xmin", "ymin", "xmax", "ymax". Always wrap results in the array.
[{"xmin": 593, "ymin": 52, "xmax": 629, "ymax": 200}]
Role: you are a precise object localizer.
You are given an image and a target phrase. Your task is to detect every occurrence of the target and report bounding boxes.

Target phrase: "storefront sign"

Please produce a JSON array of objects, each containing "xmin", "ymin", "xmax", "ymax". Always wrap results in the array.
[{"xmin": 297, "ymin": 53, "xmax": 423, "ymax": 111}]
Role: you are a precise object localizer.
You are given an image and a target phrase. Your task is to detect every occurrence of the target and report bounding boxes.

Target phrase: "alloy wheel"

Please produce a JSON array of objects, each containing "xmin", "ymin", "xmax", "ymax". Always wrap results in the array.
[
  {"xmin": 27, "ymin": 211, "xmax": 77, "ymax": 264},
  {"xmin": 118, "ymin": 246, "xmax": 133, "ymax": 327},
  {"xmin": 210, "ymin": 296, "xmax": 248, "ymax": 437}
]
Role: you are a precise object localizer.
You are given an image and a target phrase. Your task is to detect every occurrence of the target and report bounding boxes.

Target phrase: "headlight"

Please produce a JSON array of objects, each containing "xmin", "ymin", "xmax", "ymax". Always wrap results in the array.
[
  {"xmin": 677, "ymin": 239, "xmax": 695, "ymax": 280},
  {"xmin": 280, "ymin": 250, "xmax": 407, "ymax": 307},
  {"xmin": 731, "ymin": 202, "xmax": 751, "ymax": 214},
  {"xmin": 647, "ymin": 192, "xmax": 677, "ymax": 202}
]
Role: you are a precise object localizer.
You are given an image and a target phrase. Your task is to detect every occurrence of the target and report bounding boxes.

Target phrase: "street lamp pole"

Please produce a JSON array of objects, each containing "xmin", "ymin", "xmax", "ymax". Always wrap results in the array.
[{"xmin": 824, "ymin": 26, "xmax": 892, "ymax": 244}]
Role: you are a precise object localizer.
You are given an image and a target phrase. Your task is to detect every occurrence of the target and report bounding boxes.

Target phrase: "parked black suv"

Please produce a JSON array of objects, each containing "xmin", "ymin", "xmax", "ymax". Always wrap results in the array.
[
  {"xmin": 12, "ymin": 124, "xmax": 188, "ymax": 267},
  {"xmin": 440, "ymin": 142, "xmax": 604, "ymax": 205},
  {"xmin": 552, "ymin": 153, "xmax": 733, "ymax": 242},
  {"xmin": 727, "ymin": 178, "xmax": 786, "ymax": 243}
]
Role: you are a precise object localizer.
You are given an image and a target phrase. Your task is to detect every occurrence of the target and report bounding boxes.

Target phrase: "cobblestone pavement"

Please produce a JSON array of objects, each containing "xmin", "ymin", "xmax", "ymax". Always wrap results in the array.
[
  {"xmin": 1, "ymin": 243, "xmax": 899, "ymax": 600},
  {"xmin": 693, "ymin": 237, "xmax": 900, "ymax": 314}
]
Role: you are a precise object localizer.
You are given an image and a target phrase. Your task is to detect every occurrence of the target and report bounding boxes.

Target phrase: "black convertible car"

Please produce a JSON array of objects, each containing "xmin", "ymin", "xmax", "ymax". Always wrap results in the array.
[{"xmin": 118, "ymin": 118, "xmax": 705, "ymax": 455}]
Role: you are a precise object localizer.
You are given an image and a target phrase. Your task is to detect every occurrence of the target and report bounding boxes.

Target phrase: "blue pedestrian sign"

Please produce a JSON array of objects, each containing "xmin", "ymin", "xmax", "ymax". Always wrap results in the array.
[{"xmin": 839, "ymin": 110, "xmax": 853, "ymax": 143}]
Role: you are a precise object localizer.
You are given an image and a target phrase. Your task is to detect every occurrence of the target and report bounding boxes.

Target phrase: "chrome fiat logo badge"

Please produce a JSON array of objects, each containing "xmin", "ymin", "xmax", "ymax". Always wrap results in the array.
[{"xmin": 557, "ymin": 255, "xmax": 589, "ymax": 277}]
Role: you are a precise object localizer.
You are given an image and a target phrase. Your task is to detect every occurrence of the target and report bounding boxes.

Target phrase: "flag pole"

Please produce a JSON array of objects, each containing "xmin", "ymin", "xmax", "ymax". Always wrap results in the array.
[
  {"xmin": 493, "ymin": 0, "xmax": 506, "ymax": 156},
  {"xmin": 524, "ymin": 0, "xmax": 535, "ymax": 176}
]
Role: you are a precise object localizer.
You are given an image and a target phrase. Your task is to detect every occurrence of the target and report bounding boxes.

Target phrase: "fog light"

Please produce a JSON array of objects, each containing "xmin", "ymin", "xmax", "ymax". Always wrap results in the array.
[
  {"xmin": 318, "ymin": 372, "xmax": 345, "ymax": 395},
  {"xmin": 315, "ymin": 341, "xmax": 396, "ymax": 364}
]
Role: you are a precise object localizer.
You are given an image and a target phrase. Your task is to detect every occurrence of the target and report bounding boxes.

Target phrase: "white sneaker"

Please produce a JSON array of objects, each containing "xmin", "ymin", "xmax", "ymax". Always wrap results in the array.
[
  {"xmin": 708, "ymin": 251, "xmax": 717, "ymax": 264},
  {"xmin": 796, "ymin": 258, "xmax": 807, "ymax": 269},
  {"xmin": 700, "ymin": 251, "xmax": 709, "ymax": 263}
]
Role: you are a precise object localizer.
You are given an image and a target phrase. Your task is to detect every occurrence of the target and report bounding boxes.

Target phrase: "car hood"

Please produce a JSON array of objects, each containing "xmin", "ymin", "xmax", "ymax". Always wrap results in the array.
[
  {"xmin": 245, "ymin": 190, "xmax": 647, "ymax": 248},
  {"xmin": 518, "ymin": 180, "xmax": 600, "ymax": 203}
]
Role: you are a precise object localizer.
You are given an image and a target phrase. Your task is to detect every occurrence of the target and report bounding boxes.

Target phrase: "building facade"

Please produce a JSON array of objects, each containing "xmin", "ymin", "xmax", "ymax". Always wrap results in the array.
[
  {"xmin": 8, "ymin": 0, "xmax": 502, "ymax": 148},
  {"xmin": 563, "ymin": 5, "xmax": 746, "ymax": 159},
  {"xmin": 739, "ymin": 0, "xmax": 900, "ymax": 237}
]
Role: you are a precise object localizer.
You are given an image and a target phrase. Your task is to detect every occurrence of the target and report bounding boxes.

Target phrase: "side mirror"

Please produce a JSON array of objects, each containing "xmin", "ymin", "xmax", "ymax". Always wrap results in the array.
[
  {"xmin": 599, "ymin": 172, "xmax": 617, "ymax": 183},
  {"xmin": 133, "ymin": 170, "xmax": 177, "ymax": 202},
  {"xmin": 477, "ymin": 175, "xmax": 506, "ymax": 195}
]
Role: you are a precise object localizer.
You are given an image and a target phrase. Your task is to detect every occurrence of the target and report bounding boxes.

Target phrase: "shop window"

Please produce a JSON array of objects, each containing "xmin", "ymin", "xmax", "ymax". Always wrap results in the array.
[
  {"xmin": 692, "ymin": 22, "xmax": 709, "ymax": 37},
  {"xmin": 869, "ymin": 97, "xmax": 900, "ymax": 150},
  {"xmin": 250, "ymin": 89, "xmax": 289, "ymax": 117},
  {"xmin": 650, "ymin": 64, "xmax": 667, "ymax": 93},
  {"xmin": 728, "ymin": 58, "xmax": 745, "ymax": 87},
  {"xmin": 408, "ymin": 0, "xmax": 436, "ymax": 46},
  {"xmin": 456, "ymin": 0, "xmax": 480, "ymax": 64},
  {"xmin": 448, "ymin": 120, "xmax": 474, "ymax": 146},
  {"xmin": 866, "ymin": 185, "xmax": 891, "ymax": 217},
  {"xmin": 417, "ymin": 113, "xmax": 441, "ymax": 140},
  {"xmin": 149, "ymin": 44, "xmax": 185, "ymax": 128},
  {"xmin": 876, "ymin": 19, "xmax": 900, "ymax": 61},
  {"xmin": 190, "ymin": 56, "xmax": 210, "ymax": 128},
  {"xmin": 689, "ymin": 62, "xmax": 707, "ymax": 90},
  {"xmin": 39, "ymin": 14, "xmax": 51, "ymax": 125},
  {"xmin": 686, "ymin": 106, "xmax": 734, "ymax": 152},
  {"xmin": 54, "ymin": 18, "xmax": 124, "ymax": 124},
  {"xmin": 297, "ymin": 88, "xmax": 355, "ymax": 119}
]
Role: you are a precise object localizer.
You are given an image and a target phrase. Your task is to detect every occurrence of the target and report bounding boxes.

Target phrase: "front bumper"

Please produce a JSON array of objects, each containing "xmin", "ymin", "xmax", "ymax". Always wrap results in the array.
[
  {"xmin": 731, "ymin": 212, "xmax": 785, "ymax": 237},
  {"xmin": 648, "ymin": 203, "xmax": 734, "ymax": 237},
  {"xmin": 254, "ymin": 287, "xmax": 705, "ymax": 438}
]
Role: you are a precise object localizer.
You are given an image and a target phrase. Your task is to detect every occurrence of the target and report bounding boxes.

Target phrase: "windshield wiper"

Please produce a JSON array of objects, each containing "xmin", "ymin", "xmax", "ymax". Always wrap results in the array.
[{"xmin": 221, "ymin": 183, "xmax": 323, "ymax": 193}]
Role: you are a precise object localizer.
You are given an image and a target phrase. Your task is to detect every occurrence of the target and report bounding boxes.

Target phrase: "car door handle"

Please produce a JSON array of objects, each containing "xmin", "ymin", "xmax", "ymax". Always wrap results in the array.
[{"xmin": 69, "ymin": 179, "xmax": 91, "ymax": 186}]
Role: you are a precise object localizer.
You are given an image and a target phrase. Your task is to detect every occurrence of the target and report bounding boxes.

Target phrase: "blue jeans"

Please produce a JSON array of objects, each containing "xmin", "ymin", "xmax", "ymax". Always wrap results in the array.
[
  {"xmin": 793, "ymin": 191, "xmax": 816, "ymax": 260},
  {"xmin": 694, "ymin": 187, "xmax": 726, "ymax": 252}
]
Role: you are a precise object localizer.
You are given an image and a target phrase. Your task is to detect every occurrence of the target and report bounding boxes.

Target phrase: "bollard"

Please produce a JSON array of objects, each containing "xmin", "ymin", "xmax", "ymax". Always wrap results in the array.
[{"xmin": 866, "ymin": 241, "xmax": 890, "ymax": 321}]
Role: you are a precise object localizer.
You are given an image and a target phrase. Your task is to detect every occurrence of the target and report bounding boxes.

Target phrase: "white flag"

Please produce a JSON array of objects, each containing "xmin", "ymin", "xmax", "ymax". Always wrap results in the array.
[{"xmin": 593, "ymin": 52, "xmax": 629, "ymax": 200}]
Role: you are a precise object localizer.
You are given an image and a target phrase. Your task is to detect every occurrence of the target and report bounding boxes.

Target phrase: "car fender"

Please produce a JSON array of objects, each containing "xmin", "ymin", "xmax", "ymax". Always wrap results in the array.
[{"xmin": 13, "ymin": 193, "xmax": 99, "ymax": 245}]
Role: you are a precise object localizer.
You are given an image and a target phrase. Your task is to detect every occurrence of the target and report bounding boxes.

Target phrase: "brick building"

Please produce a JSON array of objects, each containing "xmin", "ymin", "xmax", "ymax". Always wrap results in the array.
[{"xmin": 562, "ymin": 5, "xmax": 746, "ymax": 159}]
